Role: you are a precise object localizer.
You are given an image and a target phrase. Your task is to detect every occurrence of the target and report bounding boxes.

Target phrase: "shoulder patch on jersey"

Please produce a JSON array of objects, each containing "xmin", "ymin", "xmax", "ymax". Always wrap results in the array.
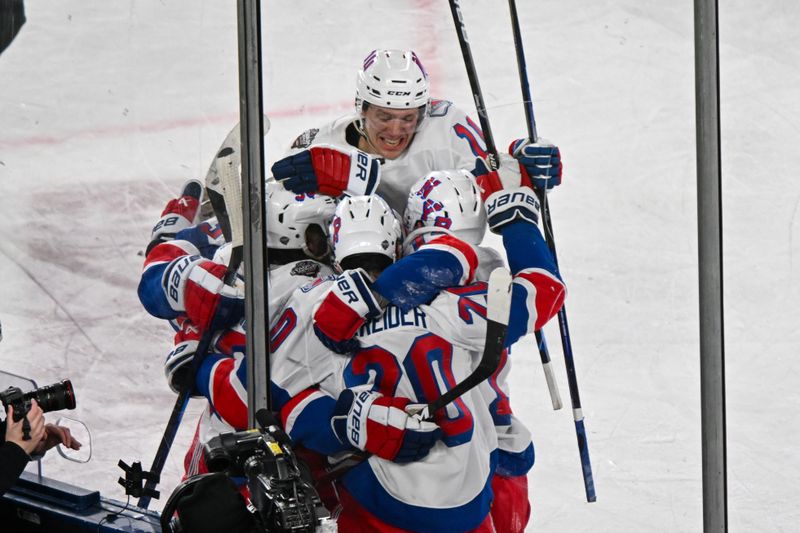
[
  {"xmin": 291, "ymin": 128, "xmax": 319, "ymax": 149},
  {"xmin": 429, "ymin": 99, "xmax": 453, "ymax": 117},
  {"xmin": 291, "ymin": 260, "xmax": 321, "ymax": 278}
]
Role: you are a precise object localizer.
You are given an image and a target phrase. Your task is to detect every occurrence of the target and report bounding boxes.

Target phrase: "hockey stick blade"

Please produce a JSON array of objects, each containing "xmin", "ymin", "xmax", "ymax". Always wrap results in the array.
[
  {"xmin": 215, "ymin": 146, "xmax": 245, "ymax": 258},
  {"xmin": 202, "ymin": 115, "xmax": 271, "ymax": 221},
  {"xmin": 415, "ymin": 267, "xmax": 512, "ymax": 419}
]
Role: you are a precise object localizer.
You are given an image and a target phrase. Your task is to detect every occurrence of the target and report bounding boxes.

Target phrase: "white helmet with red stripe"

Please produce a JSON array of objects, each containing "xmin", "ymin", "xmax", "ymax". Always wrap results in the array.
[
  {"xmin": 355, "ymin": 49, "xmax": 430, "ymax": 117},
  {"xmin": 329, "ymin": 194, "xmax": 402, "ymax": 272},
  {"xmin": 403, "ymin": 169, "xmax": 487, "ymax": 252}
]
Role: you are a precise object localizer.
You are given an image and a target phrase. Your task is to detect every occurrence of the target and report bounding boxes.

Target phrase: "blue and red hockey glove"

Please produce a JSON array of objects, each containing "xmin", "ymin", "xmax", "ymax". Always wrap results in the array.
[
  {"xmin": 472, "ymin": 155, "xmax": 541, "ymax": 233},
  {"xmin": 150, "ymin": 179, "xmax": 203, "ymax": 245},
  {"xmin": 332, "ymin": 388, "xmax": 442, "ymax": 463},
  {"xmin": 313, "ymin": 269, "xmax": 383, "ymax": 354},
  {"xmin": 509, "ymin": 138, "xmax": 562, "ymax": 190},
  {"xmin": 271, "ymin": 144, "xmax": 381, "ymax": 198},
  {"xmin": 163, "ymin": 256, "xmax": 244, "ymax": 331}
]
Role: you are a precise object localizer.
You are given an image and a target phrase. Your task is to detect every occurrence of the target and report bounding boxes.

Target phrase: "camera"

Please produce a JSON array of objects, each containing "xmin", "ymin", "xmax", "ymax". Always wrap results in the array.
[
  {"xmin": 0, "ymin": 379, "xmax": 76, "ymax": 439},
  {"xmin": 162, "ymin": 410, "xmax": 333, "ymax": 533}
]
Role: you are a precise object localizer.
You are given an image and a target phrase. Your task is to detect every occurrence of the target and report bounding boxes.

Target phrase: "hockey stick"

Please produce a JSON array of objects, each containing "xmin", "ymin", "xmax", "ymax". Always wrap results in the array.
[
  {"xmin": 203, "ymin": 115, "xmax": 271, "ymax": 234},
  {"xmin": 507, "ymin": 0, "xmax": 595, "ymax": 501},
  {"xmin": 447, "ymin": 0, "xmax": 563, "ymax": 413},
  {"xmin": 316, "ymin": 267, "xmax": 512, "ymax": 486},
  {"xmin": 535, "ymin": 330, "xmax": 562, "ymax": 410},
  {"xmin": 505, "ymin": 0, "xmax": 563, "ymax": 413},
  {"xmin": 412, "ymin": 267, "xmax": 511, "ymax": 419},
  {"xmin": 450, "ymin": 0, "xmax": 561, "ymax": 409},
  {"xmin": 137, "ymin": 147, "xmax": 244, "ymax": 509}
]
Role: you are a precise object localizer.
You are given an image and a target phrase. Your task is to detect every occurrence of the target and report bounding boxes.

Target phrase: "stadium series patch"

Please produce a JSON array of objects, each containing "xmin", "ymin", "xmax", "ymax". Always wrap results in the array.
[
  {"xmin": 291, "ymin": 260, "xmax": 321, "ymax": 277},
  {"xmin": 291, "ymin": 128, "xmax": 319, "ymax": 149}
]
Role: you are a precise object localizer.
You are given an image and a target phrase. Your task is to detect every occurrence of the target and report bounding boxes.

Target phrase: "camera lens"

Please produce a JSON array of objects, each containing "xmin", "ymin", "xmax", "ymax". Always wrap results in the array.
[{"xmin": 27, "ymin": 379, "xmax": 76, "ymax": 413}]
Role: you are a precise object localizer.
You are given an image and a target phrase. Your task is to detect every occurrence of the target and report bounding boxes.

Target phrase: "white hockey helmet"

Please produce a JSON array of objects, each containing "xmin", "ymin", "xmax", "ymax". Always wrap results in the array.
[
  {"xmin": 330, "ymin": 194, "xmax": 402, "ymax": 271},
  {"xmin": 266, "ymin": 180, "xmax": 337, "ymax": 258},
  {"xmin": 355, "ymin": 49, "xmax": 431, "ymax": 117},
  {"xmin": 403, "ymin": 169, "xmax": 487, "ymax": 249}
]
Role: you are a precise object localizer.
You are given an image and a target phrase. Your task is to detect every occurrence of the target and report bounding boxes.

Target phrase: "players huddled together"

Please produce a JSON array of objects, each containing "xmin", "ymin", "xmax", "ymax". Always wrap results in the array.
[{"xmin": 138, "ymin": 49, "xmax": 565, "ymax": 532}]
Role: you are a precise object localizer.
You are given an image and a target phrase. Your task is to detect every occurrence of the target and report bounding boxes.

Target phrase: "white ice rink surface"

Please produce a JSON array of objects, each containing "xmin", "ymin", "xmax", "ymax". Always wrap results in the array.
[{"xmin": 1, "ymin": 1, "xmax": 799, "ymax": 531}]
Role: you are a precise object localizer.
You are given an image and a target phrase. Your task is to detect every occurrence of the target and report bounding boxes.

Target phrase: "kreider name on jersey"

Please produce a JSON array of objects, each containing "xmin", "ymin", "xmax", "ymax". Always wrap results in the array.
[{"xmin": 357, "ymin": 305, "xmax": 428, "ymax": 336}]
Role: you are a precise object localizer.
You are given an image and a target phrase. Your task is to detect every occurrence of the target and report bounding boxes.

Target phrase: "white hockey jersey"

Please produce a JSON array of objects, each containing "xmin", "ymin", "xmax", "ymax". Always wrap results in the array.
[
  {"xmin": 282, "ymin": 220, "xmax": 565, "ymax": 532},
  {"xmin": 185, "ymin": 258, "xmax": 332, "ymax": 476},
  {"xmin": 286, "ymin": 100, "xmax": 488, "ymax": 214}
]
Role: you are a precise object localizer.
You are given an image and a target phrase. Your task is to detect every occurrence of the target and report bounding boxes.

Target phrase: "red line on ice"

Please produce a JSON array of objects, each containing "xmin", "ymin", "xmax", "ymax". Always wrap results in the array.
[{"xmin": 0, "ymin": 101, "xmax": 352, "ymax": 149}]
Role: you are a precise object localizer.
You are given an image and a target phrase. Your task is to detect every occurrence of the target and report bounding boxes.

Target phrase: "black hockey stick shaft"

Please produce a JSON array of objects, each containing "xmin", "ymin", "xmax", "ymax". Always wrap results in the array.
[
  {"xmin": 425, "ymin": 318, "xmax": 506, "ymax": 415},
  {"xmin": 419, "ymin": 267, "xmax": 511, "ymax": 418},
  {"xmin": 507, "ymin": 0, "xmax": 596, "ymax": 501},
  {"xmin": 448, "ymin": 0, "xmax": 499, "ymax": 167},
  {"xmin": 137, "ymin": 251, "xmax": 242, "ymax": 510}
]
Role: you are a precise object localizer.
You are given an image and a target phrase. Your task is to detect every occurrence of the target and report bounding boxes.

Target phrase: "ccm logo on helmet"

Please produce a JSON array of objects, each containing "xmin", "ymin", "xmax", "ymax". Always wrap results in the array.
[{"xmin": 387, "ymin": 91, "xmax": 412, "ymax": 96}]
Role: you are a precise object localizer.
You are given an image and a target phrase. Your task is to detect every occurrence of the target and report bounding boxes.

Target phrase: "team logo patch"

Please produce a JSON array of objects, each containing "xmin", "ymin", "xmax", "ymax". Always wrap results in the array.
[
  {"xmin": 429, "ymin": 99, "xmax": 453, "ymax": 117},
  {"xmin": 291, "ymin": 260, "xmax": 321, "ymax": 278},
  {"xmin": 291, "ymin": 128, "xmax": 319, "ymax": 149}
]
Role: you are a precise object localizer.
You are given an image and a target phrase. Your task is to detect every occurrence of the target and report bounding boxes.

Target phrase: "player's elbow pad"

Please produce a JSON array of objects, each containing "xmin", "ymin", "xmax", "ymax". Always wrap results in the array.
[{"xmin": 138, "ymin": 266, "xmax": 180, "ymax": 319}]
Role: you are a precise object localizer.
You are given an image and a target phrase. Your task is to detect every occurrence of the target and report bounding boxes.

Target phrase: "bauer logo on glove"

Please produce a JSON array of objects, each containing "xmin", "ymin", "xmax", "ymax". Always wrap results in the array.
[
  {"xmin": 484, "ymin": 187, "xmax": 541, "ymax": 233},
  {"xmin": 271, "ymin": 144, "xmax": 381, "ymax": 198}
]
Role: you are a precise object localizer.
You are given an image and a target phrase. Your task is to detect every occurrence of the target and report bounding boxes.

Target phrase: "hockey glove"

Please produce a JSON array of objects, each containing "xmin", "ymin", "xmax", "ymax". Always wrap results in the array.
[
  {"xmin": 164, "ymin": 339, "xmax": 201, "ymax": 395},
  {"xmin": 163, "ymin": 256, "xmax": 245, "ymax": 331},
  {"xmin": 149, "ymin": 180, "xmax": 203, "ymax": 248},
  {"xmin": 485, "ymin": 186, "xmax": 541, "ymax": 233},
  {"xmin": 332, "ymin": 388, "xmax": 442, "ymax": 463},
  {"xmin": 173, "ymin": 221, "xmax": 226, "ymax": 259},
  {"xmin": 472, "ymin": 153, "xmax": 526, "ymax": 201},
  {"xmin": 313, "ymin": 269, "xmax": 383, "ymax": 354},
  {"xmin": 510, "ymin": 138, "xmax": 562, "ymax": 190},
  {"xmin": 271, "ymin": 144, "xmax": 381, "ymax": 198}
]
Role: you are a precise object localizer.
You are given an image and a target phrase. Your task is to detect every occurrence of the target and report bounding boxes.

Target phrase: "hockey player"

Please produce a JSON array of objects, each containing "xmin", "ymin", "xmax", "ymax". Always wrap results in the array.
[
  {"xmin": 390, "ymin": 168, "xmax": 534, "ymax": 532},
  {"xmin": 137, "ymin": 180, "xmax": 336, "ymax": 477},
  {"xmin": 294, "ymin": 164, "xmax": 565, "ymax": 532},
  {"xmin": 185, "ymin": 194, "xmax": 448, "ymax": 513},
  {"xmin": 270, "ymin": 48, "xmax": 563, "ymax": 215}
]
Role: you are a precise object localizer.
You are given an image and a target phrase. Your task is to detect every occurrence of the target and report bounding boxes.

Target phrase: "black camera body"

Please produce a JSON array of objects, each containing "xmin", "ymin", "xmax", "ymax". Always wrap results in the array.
[
  {"xmin": 0, "ymin": 379, "xmax": 76, "ymax": 422},
  {"xmin": 202, "ymin": 416, "xmax": 331, "ymax": 533},
  {"xmin": 0, "ymin": 379, "xmax": 76, "ymax": 441}
]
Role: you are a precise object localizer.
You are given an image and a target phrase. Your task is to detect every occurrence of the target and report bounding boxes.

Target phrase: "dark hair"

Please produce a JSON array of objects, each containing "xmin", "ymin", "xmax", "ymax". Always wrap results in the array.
[
  {"xmin": 339, "ymin": 253, "xmax": 392, "ymax": 274},
  {"xmin": 267, "ymin": 248, "xmax": 310, "ymax": 266}
]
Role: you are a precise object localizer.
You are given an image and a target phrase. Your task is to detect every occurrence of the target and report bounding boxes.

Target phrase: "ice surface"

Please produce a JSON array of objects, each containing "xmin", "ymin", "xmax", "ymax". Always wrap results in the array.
[{"xmin": 1, "ymin": 1, "xmax": 799, "ymax": 531}]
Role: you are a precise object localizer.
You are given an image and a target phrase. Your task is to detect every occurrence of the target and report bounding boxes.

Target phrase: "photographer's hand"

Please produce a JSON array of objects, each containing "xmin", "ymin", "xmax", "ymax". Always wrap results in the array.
[
  {"xmin": 35, "ymin": 423, "xmax": 82, "ymax": 454},
  {"xmin": 5, "ymin": 401, "xmax": 46, "ymax": 456}
]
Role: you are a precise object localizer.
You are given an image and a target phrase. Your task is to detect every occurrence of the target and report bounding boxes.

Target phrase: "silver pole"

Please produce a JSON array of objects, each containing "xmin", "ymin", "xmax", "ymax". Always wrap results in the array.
[
  {"xmin": 694, "ymin": 0, "xmax": 727, "ymax": 531},
  {"xmin": 236, "ymin": 0, "xmax": 270, "ymax": 427}
]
